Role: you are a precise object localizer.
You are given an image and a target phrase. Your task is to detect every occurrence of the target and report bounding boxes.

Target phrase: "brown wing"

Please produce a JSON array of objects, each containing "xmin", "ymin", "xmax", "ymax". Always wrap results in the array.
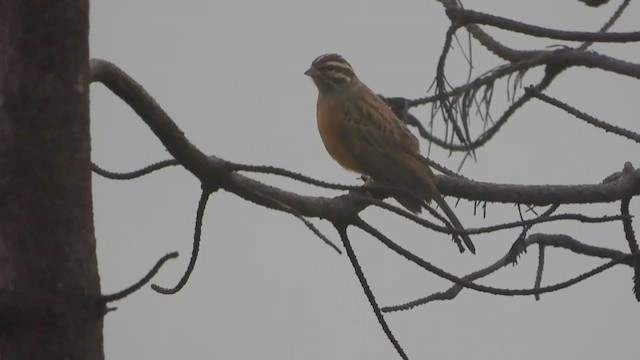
[
  {"xmin": 338, "ymin": 86, "xmax": 437, "ymax": 212},
  {"xmin": 356, "ymin": 85, "xmax": 420, "ymax": 155},
  {"xmin": 338, "ymin": 86, "xmax": 476, "ymax": 252}
]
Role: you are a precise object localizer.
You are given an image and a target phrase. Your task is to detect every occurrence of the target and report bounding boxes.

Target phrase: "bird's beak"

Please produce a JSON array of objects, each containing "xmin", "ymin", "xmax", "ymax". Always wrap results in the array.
[{"xmin": 304, "ymin": 66, "xmax": 319, "ymax": 77}]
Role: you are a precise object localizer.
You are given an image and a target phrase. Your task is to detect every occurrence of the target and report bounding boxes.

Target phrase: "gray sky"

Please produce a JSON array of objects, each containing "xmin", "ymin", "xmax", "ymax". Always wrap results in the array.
[{"xmin": 90, "ymin": 1, "xmax": 639, "ymax": 358}]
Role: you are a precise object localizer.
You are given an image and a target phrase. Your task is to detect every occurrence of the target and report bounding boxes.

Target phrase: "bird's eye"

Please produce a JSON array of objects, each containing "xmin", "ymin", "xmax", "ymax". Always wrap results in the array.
[{"xmin": 319, "ymin": 63, "xmax": 352, "ymax": 83}]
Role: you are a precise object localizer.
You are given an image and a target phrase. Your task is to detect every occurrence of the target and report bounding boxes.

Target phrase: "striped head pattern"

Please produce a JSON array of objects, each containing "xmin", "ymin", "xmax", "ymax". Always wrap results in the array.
[{"xmin": 305, "ymin": 53, "xmax": 358, "ymax": 93}]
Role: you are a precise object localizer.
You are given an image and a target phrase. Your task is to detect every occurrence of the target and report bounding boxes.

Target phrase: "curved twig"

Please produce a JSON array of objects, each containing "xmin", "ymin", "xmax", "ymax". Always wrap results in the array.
[
  {"xmin": 152, "ymin": 190, "xmax": 211, "ymax": 294},
  {"xmin": 92, "ymin": 160, "xmax": 178, "ymax": 180},
  {"xmin": 100, "ymin": 252, "xmax": 179, "ymax": 303}
]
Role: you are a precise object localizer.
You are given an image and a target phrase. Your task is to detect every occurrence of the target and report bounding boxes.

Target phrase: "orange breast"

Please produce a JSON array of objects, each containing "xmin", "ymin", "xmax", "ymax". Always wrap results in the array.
[{"xmin": 316, "ymin": 97, "xmax": 366, "ymax": 174}]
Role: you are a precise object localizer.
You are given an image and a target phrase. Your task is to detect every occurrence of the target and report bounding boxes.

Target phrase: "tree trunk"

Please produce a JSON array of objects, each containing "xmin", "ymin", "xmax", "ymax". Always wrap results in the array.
[{"xmin": 0, "ymin": 0, "xmax": 103, "ymax": 358}]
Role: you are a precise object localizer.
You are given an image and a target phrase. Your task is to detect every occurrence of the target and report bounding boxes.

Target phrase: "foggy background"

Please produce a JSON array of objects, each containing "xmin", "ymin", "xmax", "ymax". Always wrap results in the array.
[{"xmin": 89, "ymin": 1, "xmax": 639, "ymax": 358}]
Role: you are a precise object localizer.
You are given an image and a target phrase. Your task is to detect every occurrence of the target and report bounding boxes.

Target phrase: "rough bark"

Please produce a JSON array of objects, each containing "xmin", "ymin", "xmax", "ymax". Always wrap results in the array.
[{"xmin": 0, "ymin": 0, "xmax": 103, "ymax": 358}]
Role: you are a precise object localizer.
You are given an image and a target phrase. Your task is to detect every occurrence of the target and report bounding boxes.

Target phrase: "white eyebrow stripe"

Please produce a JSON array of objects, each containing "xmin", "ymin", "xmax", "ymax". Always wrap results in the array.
[
  {"xmin": 327, "ymin": 71, "xmax": 352, "ymax": 82},
  {"xmin": 322, "ymin": 61, "xmax": 353, "ymax": 71}
]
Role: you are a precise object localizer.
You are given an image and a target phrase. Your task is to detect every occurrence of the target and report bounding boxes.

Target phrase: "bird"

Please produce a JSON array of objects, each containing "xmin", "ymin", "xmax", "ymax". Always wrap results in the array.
[{"xmin": 305, "ymin": 53, "xmax": 475, "ymax": 254}]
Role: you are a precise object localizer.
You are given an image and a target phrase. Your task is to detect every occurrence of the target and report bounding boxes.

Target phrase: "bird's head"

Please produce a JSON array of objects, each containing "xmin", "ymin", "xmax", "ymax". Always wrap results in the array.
[{"xmin": 305, "ymin": 53, "xmax": 358, "ymax": 94}]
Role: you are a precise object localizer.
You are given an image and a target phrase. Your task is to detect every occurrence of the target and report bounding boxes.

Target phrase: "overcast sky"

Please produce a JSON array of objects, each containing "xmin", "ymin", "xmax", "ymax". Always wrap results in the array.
[{"xmin": 89, "ymin": 1, "xmax": 639, "ymax": 358}]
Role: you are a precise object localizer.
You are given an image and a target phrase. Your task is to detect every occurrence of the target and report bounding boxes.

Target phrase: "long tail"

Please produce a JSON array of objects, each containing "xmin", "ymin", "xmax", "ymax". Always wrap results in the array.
[{"xmin": 431, "ymin": 192, "xmax": 475, "ymax": 254}]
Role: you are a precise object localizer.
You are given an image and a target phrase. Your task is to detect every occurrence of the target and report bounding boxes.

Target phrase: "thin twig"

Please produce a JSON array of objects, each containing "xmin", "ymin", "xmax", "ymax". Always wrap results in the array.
[
  {"xmin": 534, "ymin": 244, "xmax": 545, "ymax": 301},
  {"xmin": 356, "ymin": 219, "xmax": 635, "ymax": 299},
  {"xmin": 382, "ymin": 232, "xmax": 634, "ymax": 312},
  {"xmin": 100, "ymin": 252, "xmax": 179, "ymax": 303},
  {"xmin": 579, "ymin": 0, "xmax": 632, "ymax": 50},
  {"xmin": 526, "ymin": 86, "xmax": 640, "ymax": 144},
  {"xmin": 251, "ymin": 187, "xmax": 342, "ymax": 254},
  {"xmin": 152, "ymin": 190, "xmax": 211, "ymax": 294},
  {"xmin": 620, "ymin": 196, "xmax": 640, "ymax": 301},
  {"xmin": 92, "ymin": 159, "xmax": 178, "ymax": 180},
  {"xmin": 336, "ymin": 225, "xmax": 408, "ymax": 360}
]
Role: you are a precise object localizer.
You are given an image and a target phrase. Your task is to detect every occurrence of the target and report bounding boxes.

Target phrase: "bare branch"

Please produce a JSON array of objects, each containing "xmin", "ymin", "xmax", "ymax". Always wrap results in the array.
[
  {"xmin": 228, "ymin": 162, "xmax": 359, "ymax": 192},
  {"xmin": 100, "ymin": 252, "xmax": 179, "ymax": 303},
  {"xmin": 472, "ymin": 213, "xmax": 624, "ymax": 234},
  {"xmin": 579, "ymin": 0, "xmax": 631, "ymax": 50},
  {"xmin": 445, "ymin": 8, "xmax": 640, "ymax": 43},
  {"xmin": 526, "ymin": 86, "xmax": 640, "ymax": 144},
  {"xmin": 248, "ymin": 187, "xmax": 342, "ymax": 254},
  {"xmin": 152, "ymin": 190, "xmax": 211, "ymax": 294},
  {"xmin": 92, "ymin": 156, "xmax": 627, "ymax": 241},
  {"xmin": 534, "ymin": 244, "xmax": 545, "ymax": 301},
  {"xmin": 578, "ymin": 0, "xmax": 611, "ymax": 7},
  {"xmin": 620, "ymin": 194, "xmax": 640, "ymax": 301},
  {"xmin": 92, "ymin": 160, "xmax": 178, "ymax": 180},
  {"xmin": 357, "ymin": 218, "xmax": 636, "ymax": 303},
  {"xmin": 438, "ymin": 0, "xmax": 535, "ymax": 62},
  {"xmin": 426, "ymin": 2, "xmax": 639, "ymax": 160},
  {"xmin": 337, "ymin": 224, "xmax": 408, "ymax": 360},
  {"xmin": 383, "ymin": 233, "xmax": 636, "ymax": 312}
]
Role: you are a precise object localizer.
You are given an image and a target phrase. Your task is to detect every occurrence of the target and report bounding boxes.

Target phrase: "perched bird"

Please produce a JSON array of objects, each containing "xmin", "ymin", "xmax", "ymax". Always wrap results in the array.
[{"xmin": 305, "ymin": 53, "xmax": 475, "ymax": 253}]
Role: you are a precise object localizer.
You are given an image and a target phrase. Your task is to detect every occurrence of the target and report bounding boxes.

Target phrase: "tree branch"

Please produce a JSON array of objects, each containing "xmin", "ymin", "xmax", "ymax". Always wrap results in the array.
[
  {"xmin": 383, "ymin": 233, "xmax": 636, "ymax": 312},
  {"xmin": 446, "ymin": 8, "xmax": 640, "ymax": 43},
  {"xmin": 337, "ymin": 224, "xmax": 408, "ymax": 360}
]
